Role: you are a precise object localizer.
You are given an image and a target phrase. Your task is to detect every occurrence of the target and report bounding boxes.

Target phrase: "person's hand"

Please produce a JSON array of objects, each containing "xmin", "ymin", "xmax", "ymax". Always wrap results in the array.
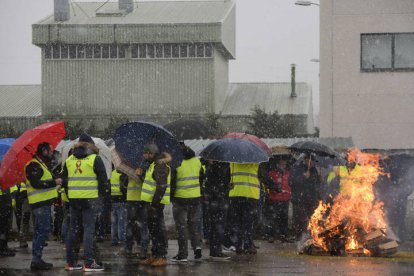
[
  {"xmin": 135, "ymin": 168, "xmax": 143, "ymax": 176},
  {"xmin": 55, "ymin": 178, "xmax": 63, "ymax": 185},
  {"xmin": 335, "ymin": 167, "xmax": 340, "ymax": 177},
  {"xmin": 304, "ymin": 171, "xmax": 310, "ymax": 179}
]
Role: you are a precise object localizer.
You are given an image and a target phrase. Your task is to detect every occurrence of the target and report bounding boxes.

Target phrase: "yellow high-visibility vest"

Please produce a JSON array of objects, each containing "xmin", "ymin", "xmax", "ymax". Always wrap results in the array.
[
  {"xmin": 229, "ymin": 163, "xmax": 260, "ymax": 200},
  {"xmin": 174, "ymin": 158, "xmax": 201, "ymax": 199},
  {"xmin": 327, "ymin": 165, "xmax": 363, "ymax": 196},
  {"xmin": 110, "ymin": 170, "xmax": 122, "ymax": 197},
  {"xmin": 10, "ymin": 184, "xmax": 18, "ymax": 194},
  {"xmin": 25, "ymin": 159, "xmax": 58, "ymax": 205},
  {"xmin": 66, "ymin": 154, "xmax": 98, "ymax": 199},
  {"xmin": 126, "ymin": 179, "xmax": 142, "ymax": 201},
  {"xmin": 19, "ymin": 182, "xmax": 27, "ymax": 193},
  {"xmin": 141, "ymin": 162, "xmax": 171, "ymax": 205}
]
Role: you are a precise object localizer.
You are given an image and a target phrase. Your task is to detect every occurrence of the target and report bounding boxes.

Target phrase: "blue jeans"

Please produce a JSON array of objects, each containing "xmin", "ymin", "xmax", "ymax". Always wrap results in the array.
[
  {"xmin": 207, "ymin": 199, "xmax": 229, "ymax": 256},
  {"xmin": 111, "ymin": 202, "xmax": 127, "ymax": 244},
  {"xmin": 66, "ymin": 201, "xmax": 97, "ymax": 265},
  {"xmin": 32, "ymin": 205, "xmax": 52, "ymax": 263}
]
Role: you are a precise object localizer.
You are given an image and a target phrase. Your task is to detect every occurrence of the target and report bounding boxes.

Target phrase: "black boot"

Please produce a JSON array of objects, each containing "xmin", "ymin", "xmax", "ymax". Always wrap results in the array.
[{"xmin": 30, "ymin": 260, "xmax": 53, "ymax": 270}]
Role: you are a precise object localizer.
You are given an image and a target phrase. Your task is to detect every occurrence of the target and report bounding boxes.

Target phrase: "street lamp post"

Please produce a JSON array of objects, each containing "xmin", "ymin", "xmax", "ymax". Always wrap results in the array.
[{"xmin": 294, "ymin": 1, "xmax": 320, "ymax": 6}]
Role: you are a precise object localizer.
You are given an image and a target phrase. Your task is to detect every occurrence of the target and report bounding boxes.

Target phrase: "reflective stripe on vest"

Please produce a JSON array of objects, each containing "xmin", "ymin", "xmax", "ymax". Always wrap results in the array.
[
  {"xmin": 174, "ymin": 158, "xmax": 201, "ymax": 198},
  {"xmin": 20, "ymin": 182, "xmax": 27, "ymax": 193},
  {"xmin": 110, "ymin": 170, "xmax": 122, "ymax": 197},
  {"xmin": 66, "ymin": 154, "xmax": 98, "ymax": 199},
  {"xmin": 127, "ymin": 179, "xmax": 142, "ymax": 201},
  {"xmin": 141, "ymin": 162, "xmax": 171, "ymax": 204},
  {"xmin": 229, "ymin": 163, "xmax": 260, "ymax": 199},
  {"xmin": 25, "ymin": 158, "xmax": 58, "ymax": 205}
]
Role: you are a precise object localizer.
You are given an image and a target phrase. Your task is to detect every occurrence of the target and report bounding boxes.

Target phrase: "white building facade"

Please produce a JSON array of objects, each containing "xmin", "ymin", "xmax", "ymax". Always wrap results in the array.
[{"xmin": 320, "ymin": 0, "xmax": 414, "ymax": 149}]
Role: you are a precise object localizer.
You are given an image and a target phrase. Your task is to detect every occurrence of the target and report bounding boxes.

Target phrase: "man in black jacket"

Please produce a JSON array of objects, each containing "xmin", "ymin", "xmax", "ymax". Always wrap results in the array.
[{"xmin": 25, "ymin": 142, "xmax": 62, "ymax": 270}]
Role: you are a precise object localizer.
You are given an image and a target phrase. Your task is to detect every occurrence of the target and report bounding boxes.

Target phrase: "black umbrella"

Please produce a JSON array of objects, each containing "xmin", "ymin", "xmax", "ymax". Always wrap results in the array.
[
  {"xmin": 200, "ymin": 138, "xmax": 269, "ymax": 164},
  {"xmin": 164, "ymin": 118, "xmax": 214, "ymax": 140},
  {"xmin": 113, "ymin": 121, "xmax": 183, "ymax": 168},
  {"xmin": 289, "ymin": 141, "xmax": 338, "ymax": 157}
]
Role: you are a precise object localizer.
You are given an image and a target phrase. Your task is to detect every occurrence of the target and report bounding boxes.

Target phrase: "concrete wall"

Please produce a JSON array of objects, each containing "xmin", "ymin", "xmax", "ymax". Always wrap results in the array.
[
  {"xmin": 320, "ymin": 0, "xmax": 414, "ymax": 149},
  {"xmin": 213, "ymin": 50, "xmax": 229, "ymax": 113}
]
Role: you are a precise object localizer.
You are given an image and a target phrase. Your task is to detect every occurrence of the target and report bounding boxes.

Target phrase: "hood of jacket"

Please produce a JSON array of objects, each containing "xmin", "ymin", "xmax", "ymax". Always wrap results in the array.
[{"xmin": 72, "ymin": 142, "xmax": 100, "ymax": 159}]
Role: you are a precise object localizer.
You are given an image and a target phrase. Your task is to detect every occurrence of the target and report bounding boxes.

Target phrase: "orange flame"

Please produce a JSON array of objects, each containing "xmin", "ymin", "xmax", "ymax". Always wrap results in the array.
[{"xmin": 308, "ymin": 149, "xmax": 387, "ymax": 254}]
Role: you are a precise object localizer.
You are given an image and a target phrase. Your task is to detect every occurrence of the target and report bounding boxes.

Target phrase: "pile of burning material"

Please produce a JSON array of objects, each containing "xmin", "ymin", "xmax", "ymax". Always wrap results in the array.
[{"xmin": 300, "ymin": 149, "xmax": 398, "ymax": 257}]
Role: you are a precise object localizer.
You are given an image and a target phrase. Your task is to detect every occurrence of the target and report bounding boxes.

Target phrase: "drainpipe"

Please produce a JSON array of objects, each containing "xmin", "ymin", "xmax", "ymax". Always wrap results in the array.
[{"xmin": 291, "ymin": 64, "xmax": 297, "ymax": 98}]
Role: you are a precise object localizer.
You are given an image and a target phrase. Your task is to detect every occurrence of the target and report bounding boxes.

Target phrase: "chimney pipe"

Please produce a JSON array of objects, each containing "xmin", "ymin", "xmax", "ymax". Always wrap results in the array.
[
  {"xmin": 290, "ymin": 64, "xmax": 297, "ymax": 98},
  {"xmin": 54, "ymin": 0, "xmax": 70, "ymax": 22},
  {"xmin": 119, "ymin": 0, "xmax": 134, "ymax": 13}
]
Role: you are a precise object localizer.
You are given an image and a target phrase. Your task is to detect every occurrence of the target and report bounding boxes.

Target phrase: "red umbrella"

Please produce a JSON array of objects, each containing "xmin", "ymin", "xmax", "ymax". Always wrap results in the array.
[
  {"xmin": 0, "ymin": 121, "xmax": 66, "ymax": 190},
  {"xmin": 223, "ymin": 132, "xmax": 271, "ymax": 156}
]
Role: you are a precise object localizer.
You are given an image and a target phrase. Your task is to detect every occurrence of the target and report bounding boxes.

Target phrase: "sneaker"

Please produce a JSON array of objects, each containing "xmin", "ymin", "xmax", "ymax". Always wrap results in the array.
[
  {"xmin": 151, "ymin": 257, "xmax": 167, "ymax": 267},
  {"xmin": 171, "ymin": 255, "xmax": 188, "ymax": 263},
  {"xmin": 83, "ymin": 262, "xmax": 104, "ymax": 272},
  {"xmin": 245, "ymin": 247, "xmax": 257, "ymax": 255},
  {"xmin": 30, "ymin": 260, "xmax": 53, "ymax": 270},
  {"xmin": 19, "ymin": 242, "xmax": 29, "ymax": 248},
  {"xmin": 194, "ymin": 247, "xmax": 202, "ymax": 259},
  {"xmin": 267, "ymin": 237, "xmax": 274, "ymax": 243},
  {"xmin": 209, "ymin": 253, "xmax": 231, "ymax": 261},
  {"xmin": 64, "ymin": 263, "xmax": 83, "ymax": 271},
  {"xmin": 138, "ymin": 257, "xmax": 156, "ymax": 266},
  {"xmin": 236, "ymin": 248, "xmax": 245, "ymax": 255},
  {"xmin": 0, "ymin": 248, "xmax": 16, "ymax": 257},
  {"xmin": 222, "ymin": 245, "xmax": 236, "ymax": 253}
]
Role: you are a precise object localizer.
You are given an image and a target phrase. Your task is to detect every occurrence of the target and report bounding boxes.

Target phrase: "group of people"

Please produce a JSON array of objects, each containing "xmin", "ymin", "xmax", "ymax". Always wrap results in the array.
[{"xmin": 1, "ymin": 135, "xmax": 411, "ymax": 272}]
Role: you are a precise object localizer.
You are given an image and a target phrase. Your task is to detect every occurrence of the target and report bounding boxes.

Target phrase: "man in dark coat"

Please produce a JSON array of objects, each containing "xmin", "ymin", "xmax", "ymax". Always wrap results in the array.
[{"xmin": 289, "ymin": 154, "xmax": 322, "ymax": 240}]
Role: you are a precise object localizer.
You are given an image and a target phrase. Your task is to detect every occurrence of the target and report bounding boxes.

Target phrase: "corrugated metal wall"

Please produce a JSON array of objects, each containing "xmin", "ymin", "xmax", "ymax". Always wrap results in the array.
[
  {"xmin": 213, "ymin": 51, "xmax": 229, "ymax": 113},
  {"xmin": 42, "ymin": 58, "xmax": 215, "ymax": 116}
]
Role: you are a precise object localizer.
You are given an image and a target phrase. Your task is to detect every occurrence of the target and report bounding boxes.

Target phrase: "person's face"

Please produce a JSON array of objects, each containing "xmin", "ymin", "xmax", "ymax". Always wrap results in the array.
[
  {"xmin": 278, "ymin": 160, "xmax": 287, "ymax": 170},
  {"xmin": 143, "ymin": 151, "xmax": 154, "ymax": 161},
  {"xmin": 42, "ymin": 146, "xmax": 53, "ymax": 159}
]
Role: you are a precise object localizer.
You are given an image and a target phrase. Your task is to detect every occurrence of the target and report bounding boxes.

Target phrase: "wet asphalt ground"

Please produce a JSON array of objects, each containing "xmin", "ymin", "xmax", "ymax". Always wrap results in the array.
[{"xmin": 1, "ymin": 239, "xmax": 414, "ymax": 276}]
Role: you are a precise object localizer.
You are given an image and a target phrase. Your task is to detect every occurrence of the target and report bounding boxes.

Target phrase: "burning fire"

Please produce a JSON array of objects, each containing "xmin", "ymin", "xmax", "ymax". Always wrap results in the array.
[{"xmin": 308, "ymin": 149, "xmax": 388, "ymax": 254}]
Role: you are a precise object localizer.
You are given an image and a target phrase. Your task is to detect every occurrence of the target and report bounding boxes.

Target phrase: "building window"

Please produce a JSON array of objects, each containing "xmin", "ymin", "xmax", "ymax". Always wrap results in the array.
[
  {"xmin": 44, "ymin": 43, "xmax": 214, "ymax": 60},
  {"xmin": 361, "ymin": 33, "xmax": 414, "ymax": 71},
  {"xmin": 44, "ymin": 44, "xmax": 128, "ymax": 60}
]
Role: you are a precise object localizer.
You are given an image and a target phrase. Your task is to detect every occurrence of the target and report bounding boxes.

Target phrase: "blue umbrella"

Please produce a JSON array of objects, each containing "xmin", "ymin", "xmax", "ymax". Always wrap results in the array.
[
  {"xmin": 0, "ymin": 138, "xmax": 15, "ymax": 162},
  {"xmin": 200, "ymin": 138, "xmax": 269, "ymax": 164},
  {"xmin": 113, "ymin": 121, "xmax": 183, "ymax": 168}
]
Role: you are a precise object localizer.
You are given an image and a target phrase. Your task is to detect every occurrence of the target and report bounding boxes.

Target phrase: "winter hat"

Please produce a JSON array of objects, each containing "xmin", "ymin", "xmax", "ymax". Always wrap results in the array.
[
  {"xmin": 143, "ymin": 143, "xmax": 159, "ymax": 154},
  {"xmin": 78, "ymin": 133, "xmax": 94, "ymax": 144}
]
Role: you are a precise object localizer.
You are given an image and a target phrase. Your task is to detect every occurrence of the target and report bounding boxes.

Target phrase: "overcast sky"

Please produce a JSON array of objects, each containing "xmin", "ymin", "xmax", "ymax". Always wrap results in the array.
[{"xmin": 0, "ymin": 0, "xmax": 319, "ymax": 113}]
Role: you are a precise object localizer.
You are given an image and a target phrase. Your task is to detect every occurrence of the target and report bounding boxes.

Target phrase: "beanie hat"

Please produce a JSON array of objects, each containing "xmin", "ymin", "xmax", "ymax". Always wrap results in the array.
[
  {"xmin": 78, "ymin": 133, "xmax": 94, "ymax": 144},
  {"xmin": 143, "ymin": 143, "xmax": 159, "ymax": 154}
]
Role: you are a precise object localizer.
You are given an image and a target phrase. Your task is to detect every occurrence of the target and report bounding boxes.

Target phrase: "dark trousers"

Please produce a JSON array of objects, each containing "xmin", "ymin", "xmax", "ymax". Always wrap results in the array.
[
  {"xmin": 66, "ymin": 203, "xmax": 97, "ymax": 265},
  {"xmin": 125, "ymin": 201, "xmax": 149, "ymax": 256},
  {"xmin": 32, "ymin": 205, "xmax": 52, "ymax": 263},
  {"xmin": 172, "ymin": 202, "xmax": 202, "ymax": 258},
  {"xmin": 228, "ymin": 197, "xmax": 258, "ymax": 250},
  {"xmin": 147, "ymin": 204, "xmax": 167, "ymax": 258},
  {"xmin": 263, "ymin": 200, "xmax": 289, "ymax": 238},
  {"xmin": 19, "ymin": 198, "xmax": 31, "ymax": 246},
  {"xmin": 292, "ymin": 200, "xmax": 316, "ymax": 238},
  {"xmin": 208, "ymin": 199, "xmax": 228, "ymax": 256},
  {"xmin": 0, "ymin": 195, "xmax": 12, "ymax": 250},
  {"xmin": 96, "ymin": 199, "xmax": 111, "ymax": 240}
]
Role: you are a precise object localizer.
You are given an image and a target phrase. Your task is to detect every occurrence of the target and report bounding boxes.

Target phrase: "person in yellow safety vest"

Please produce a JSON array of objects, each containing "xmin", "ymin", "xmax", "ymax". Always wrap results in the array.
[
  {"xmin": 138, "ymin": 143, "xmax": 171, "ymax": 267},
  {"xmin": 170, "ymin": 144, "xmax": 203, "ymax": 262},
  {"xmin": 0, "ymin": 183, "xmax": 16, "ymax": 257},
  {"xmin": 16, "ymin": 182, "xmax": 32, "ymax": 248},
  {"xmin": 326, "ymin": 160, "xmax": 362, "ymax": 199},
  {"xmin": 25, "ymin": 142, "xmax": 62, "ymax": 270},
  {"xmin": 227, "ymin": 162, "xmax": 261, "ymax": 255},
  {"xmin": 61, "ymin": 133, "xmax": 109, "ymax": 272},
  {"xmin": 123, "ymin": 169, "xmax": 149, "ymax": 259},
  {"xmin": 109, "ymin": 169, "xmax": 127, "ymax": 246}
]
